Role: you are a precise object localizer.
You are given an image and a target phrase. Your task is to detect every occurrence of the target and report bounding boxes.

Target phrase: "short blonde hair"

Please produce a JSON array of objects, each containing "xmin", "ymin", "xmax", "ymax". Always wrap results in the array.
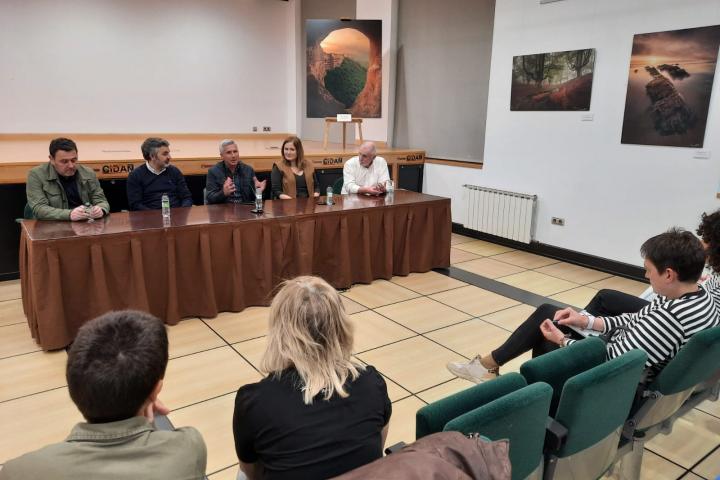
[{"xmin": 260, "ymin": 276, "xmax": 363, "ymax": 404}]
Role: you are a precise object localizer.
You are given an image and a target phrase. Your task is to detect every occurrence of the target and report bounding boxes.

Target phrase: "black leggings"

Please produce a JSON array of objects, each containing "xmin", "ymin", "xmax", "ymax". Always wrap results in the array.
[{"xmin": 491, "ymin": 289, "xmax": 650, "ymax": 366}]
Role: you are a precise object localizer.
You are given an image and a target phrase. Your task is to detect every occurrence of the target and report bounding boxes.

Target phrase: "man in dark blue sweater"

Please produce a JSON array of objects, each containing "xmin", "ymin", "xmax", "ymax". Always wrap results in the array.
[{"xmin": 126, "ymin": 138, "xmax": 193, "ymax": 211}]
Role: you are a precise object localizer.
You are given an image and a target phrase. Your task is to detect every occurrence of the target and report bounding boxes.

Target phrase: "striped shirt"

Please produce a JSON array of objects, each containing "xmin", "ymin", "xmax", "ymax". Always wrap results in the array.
[{"xmin": 602, "ymin": 286, "xmax": 719, "ymax": 372}]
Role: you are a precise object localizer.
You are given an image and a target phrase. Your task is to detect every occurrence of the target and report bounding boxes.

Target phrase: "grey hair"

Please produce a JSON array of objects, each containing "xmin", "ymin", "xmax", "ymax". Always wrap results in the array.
[
  {"xmin": 141, "ymin": 138, "xmax": 169, "ymax": 161},
  {"xmin": 359, "ymin": 141, "xmax": 376, "ymax": 156},
  {"xmin": 219, "ymin": 139, "xmax": 236, "ymax": 154}
]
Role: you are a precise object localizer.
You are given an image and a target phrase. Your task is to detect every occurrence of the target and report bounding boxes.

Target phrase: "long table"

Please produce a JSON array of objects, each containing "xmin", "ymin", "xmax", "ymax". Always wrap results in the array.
[{"xmin": 20, "ymin": 191, "xmax": 451, "ymax": 350}]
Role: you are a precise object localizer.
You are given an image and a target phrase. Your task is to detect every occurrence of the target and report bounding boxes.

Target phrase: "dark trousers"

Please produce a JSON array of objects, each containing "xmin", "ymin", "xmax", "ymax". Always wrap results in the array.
[{"xmin": 491, "ymin": 289, "xmax": 650, "ymax": 366}]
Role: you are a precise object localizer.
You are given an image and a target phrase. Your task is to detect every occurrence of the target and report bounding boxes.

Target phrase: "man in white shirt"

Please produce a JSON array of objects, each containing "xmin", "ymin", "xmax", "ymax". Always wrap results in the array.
[{"xmin": 341, "ymin": 142, "xmax": 390, "ymax": 195}]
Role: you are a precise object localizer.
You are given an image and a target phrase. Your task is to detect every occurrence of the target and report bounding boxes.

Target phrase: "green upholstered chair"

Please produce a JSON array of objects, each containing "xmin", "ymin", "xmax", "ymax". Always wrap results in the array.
[
  {"xmin": 416, "ymin": 372, "xmax": 527, "ymax": 440},
  {"xmin": 332, "ymin": 177, "xmax": 344, "ymax": 195},
  {"xmin": 614, "ymin": 326, "xmax": 720, "ymax": 478},
  {"xmin": 416, "ymin": 374, "xmax": 552, "ymax": 480},
  {"xmin": 541, "ymin": 349, "xmax": 647, "ymax": 480},
  {"xmin": 520, "ymin": 336, "xmax": 608, "ymax": 416}
]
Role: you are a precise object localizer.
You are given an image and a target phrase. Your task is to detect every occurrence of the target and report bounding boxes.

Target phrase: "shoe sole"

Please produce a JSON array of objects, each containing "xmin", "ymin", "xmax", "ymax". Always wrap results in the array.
[{"xmin": 446, "ymin": 365, "xmax": 486, "ymax": 384}]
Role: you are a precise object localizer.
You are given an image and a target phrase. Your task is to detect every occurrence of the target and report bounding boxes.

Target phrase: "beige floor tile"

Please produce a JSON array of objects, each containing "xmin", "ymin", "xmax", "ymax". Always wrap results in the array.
[
  {"xmin": 0, "ymin": 322, "xmax": 42, "ymax": 359},
  {"xmin": 694, "ymin": 446, "xmax": 720, "ymax": 479},
  {"xmin": 0, "ymin": 299, "xmax": 26, "ymax": 327},
  {"xmin": 0, "ymin": 387, "xmax": 83, "ymax": 464},
  {"xmin": 0, "ymin": 280, "xmax": 21, "ymax": 302},
  {"xmin": 203, "ymin": 307, "xmax": 269, "ymax": 344},
  {"xmin": 682, "ymin": 474, "xmax": 705, "ymax": 480},
  {"xmin": 454, "ymin": 257, "xmax": 526, "ymax": 279},
  {"xmin": 349, "ymin": 310, "xmax": 416, "ymax": 353},
  {"xmin": 451, "ymin": 247, "xmax": 482, "ymax": 264},
  {"xmin": 451, "ymin": 233, "xmax": 475, "ymax": 246},
  {"xmin": 586, "ymin": 276, "xmax": 649, "ymax": 296},
  {"xmin": 232, "ymin": 337, "xmax": 267, "ymax": 371},
  {"xmin": 501, "ymin": 351, "xmax": 533, "ymax": 375},
  {"xmin": 390, "ymin": 271, "xmax": 467, "ymax": 295},
  {"xmin": 426, "ymin": 318, "xmax": 510, "ymax": 359},
  {"xmin": 358, "ymin": 337, "xmax": 459, "ymax": 393},
  {"xmin": 430, "ymin": 285, "xmax": 519, "ymax": 317},
  {"xmin": 383, "ymin": 375, "xmax": 412, "ymax": 402},
  {"xmin": 452, "ymin": 240, "xmax": 515, "ymax": 257},
  {"xmin": 490, "ymin": 250, "xmax": 559, "ymax": 269},
  {"xmin": 698, "ymin": 399, "xmax": 720, "ymax": 419},
  {"xmin": 386, "ymin": 396, "xmax": 426, "ymax": 446},
  {"xmin": 498, "ymin": 271, "xmax": 580, "ymax": 296},
  {"xmin": 536, "ymin": 262, "xmax": 613, "ymax": 285},
  {"xmin": 631, "ymin": 450, "xmax": 686, "ymax": 480},
  {"xmin": 480, "ymin": 304, "xmax": 536, "ymax": 332},
  {"xmin": 416, "ymin": 378, "xmax": 476, "ymax": 404},
  {"xmin": 342, "ymin": 280, "xmax": 420, "ymax": 309},
  {"xmin": 0, "ymin": 350, "xmax": 67, "ymax": 402},
  {"xmin": 163, "ymin": 347, "xmax": 260, "ymax": 410},
  {"xmin": 549, "ymin": 286, "xmax": 599, "ymax": 308},
  {"xmin": 167, "ymin": 318, "xmax": 225, "ymax": 359},
  {"xmin": 341, "ymin": 296, "xmax": 367, "ymax": 315},
  {"xmin": 375, "ymin": 297, "xmax": 472, "ymax": 333},
  {"xmin": 645, "ymin": 409, "xmax": 720, "ymax": 468},
  {"xmin": 208, "ymin": 465, "xmax": 240, "ymax": 480},
  {"xmin": 168, "ymin": 392, "xmax": 237, "ymax": 476}
]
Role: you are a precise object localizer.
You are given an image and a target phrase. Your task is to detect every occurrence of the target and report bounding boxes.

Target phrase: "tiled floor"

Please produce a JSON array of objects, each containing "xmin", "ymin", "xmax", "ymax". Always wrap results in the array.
[{"xmin": 1, "ymin": 234, "xmax": 718, "ymax": 479}]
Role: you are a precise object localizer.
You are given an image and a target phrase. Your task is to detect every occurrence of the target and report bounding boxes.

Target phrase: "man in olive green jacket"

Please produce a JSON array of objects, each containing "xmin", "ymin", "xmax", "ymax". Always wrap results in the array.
[{"xmin": 26, "ymin": 137, "xmax": 110, "ymax": 221}]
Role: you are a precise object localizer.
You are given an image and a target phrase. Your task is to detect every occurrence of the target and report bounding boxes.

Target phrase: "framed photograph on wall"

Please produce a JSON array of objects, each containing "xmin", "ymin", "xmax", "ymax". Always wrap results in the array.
[
  {"xmin": 621, "ymin": 25, "xmax": 720, "ymax": 148},
  {"xmin": 306, "ymin": 19, "xmax": 382, "ymax": 118},
  {"xmin": 510, "ymin": 48, "xmax": 596, "ymax": 111}
]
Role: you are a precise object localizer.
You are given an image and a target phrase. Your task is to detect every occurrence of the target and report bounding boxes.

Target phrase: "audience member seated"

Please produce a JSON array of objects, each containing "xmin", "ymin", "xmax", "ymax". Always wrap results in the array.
[
  {"xmin": 271, "ymin": 136, "xmax": 319, "ymax": 199},
  {"xmin": 26, "ymin": 137, "xmax": 109, "ymax": 221},
  {"xmin": 127, "ymin": 137, "xmax": 193, "ymax": 210},
  {"xmin": 206, "ymin": 139, "xmax": 266, "ymax": 204},
  {"xmin": 341, "ymin": 141, "xmax": 390, "ymax": 196},
  {"xmin": 233, "ymin": 276, "xmax": 391, "ymax": 480},
  {"xmin": 447, "ymin": 228, "xmax": 719, "ymax": 383},
  {"xmin": 0, "ymin": 310, "xmax": 207, "ymax": 480}
]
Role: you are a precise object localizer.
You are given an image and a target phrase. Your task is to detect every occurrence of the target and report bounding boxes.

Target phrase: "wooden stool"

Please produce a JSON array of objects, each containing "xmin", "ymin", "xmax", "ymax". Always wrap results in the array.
[{"xmin": 323, "ymin": 117, "xmax": 364, "ymax": 150}]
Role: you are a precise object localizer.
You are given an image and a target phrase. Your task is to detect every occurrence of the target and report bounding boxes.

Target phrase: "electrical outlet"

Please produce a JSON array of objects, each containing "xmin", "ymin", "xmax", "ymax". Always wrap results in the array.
[
  {"xmin": 252, "ymin": 126, "xmax": 258, "ymax": 132},
  {"xmin": 551, "ymin": 217, "xmax": 565, "ymax": 226},
  {"xmin": 263, "ymin": 126, "xmax": 271, "ymax": 132}
]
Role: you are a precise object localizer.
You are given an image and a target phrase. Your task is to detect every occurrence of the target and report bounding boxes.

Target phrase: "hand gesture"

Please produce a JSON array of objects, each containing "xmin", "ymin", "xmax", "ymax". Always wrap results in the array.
[
  {"xmin": 553, "ymin": 307, "xmax": 587, "ymax": 327},
  {"xmin": 254, "ymin": 178, "xmax": 267, "ymax": 192},
  {"xmin": 89, "ymin": 206, "xmax": 104, "ymax": 219},
  {"xmin": 70, "ymin": 205, "xmax": 88, "ymax": 221},
  {"xmin": 223, "ymin": 177, "xmax": 236, "ymax": 197},
  {"xmin": 540, "ymin": 319, "xmax": 565, "ymax": 345}
]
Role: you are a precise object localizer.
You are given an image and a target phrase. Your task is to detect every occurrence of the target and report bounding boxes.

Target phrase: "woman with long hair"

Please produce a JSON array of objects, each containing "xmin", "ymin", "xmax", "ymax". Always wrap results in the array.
[
  {"xmin": 233, "ymin": 276, "xmax": 391, "ymax": 480},
  {"xmin": 271, "ymin": 136, "xmax": 320, "ymax": 199}
]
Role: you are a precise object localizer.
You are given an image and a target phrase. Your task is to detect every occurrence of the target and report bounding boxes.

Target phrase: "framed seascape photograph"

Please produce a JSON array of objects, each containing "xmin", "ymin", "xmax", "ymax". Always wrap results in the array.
[
  {"xmin": 621, "ymin": 25, "xmax": 720, "ymax": 148},
  {"xmin": 306, "ymin": 19, "xmax": 382, "ymax": 118},
  {"xmin": 510, "ymin": 48, "xmax": 596, "ymax": 111}
]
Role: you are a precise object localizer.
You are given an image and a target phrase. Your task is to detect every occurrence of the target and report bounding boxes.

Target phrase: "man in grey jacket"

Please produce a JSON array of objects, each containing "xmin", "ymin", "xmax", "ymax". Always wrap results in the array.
[{"xmin": 26, "ymin": 137, "xmax": 109, "ymax": 221}]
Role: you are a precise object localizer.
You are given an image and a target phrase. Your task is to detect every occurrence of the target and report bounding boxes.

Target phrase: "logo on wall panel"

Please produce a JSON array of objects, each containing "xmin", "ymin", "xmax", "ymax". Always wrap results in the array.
[
  {"xmin": 101, "ymin": 164, "xmax": 135, "ymax": 174},
  {"xmin": 322, "ymin": 157, "xmax": 344, "ymax": 165},
  {"xmin": 400, "ymin": 154, "xmax": 424, "ymax": 162}
]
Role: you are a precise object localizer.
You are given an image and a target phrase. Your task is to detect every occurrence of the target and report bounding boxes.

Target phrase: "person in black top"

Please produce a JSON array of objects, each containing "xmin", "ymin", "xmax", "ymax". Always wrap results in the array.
[
  {"xmin": 126, "ymin": 137, "xmax": 193, "ymax": 211},
  {"xmin": 206, "ymin": 140, "xmax": 266, "ymax": 204},
  {"xmin": 271, "ymin": 136, "xmax": 320, "ymax": 200},
  {"xmin": 233, "ymin": 276, "xmax": 391, "ymax": 480}
]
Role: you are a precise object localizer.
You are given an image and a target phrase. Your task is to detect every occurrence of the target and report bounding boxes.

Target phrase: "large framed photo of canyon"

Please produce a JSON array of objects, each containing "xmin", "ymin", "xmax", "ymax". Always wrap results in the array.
[
  {"xmin": 510, "ymin": 48, "xmax": 596, "ymax": 111},
  {"xmin": 621, "ymin": 25, "xmax": 720, "ymax": 148},
  {"xmin": 306, "ymin": 19, "xmax": 382, "ymax": 118}
]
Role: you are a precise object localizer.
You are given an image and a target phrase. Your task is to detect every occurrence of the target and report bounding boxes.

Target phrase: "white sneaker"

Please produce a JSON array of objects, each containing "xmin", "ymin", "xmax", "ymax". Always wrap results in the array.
[{"xmin": 446, "ymin": 355, "xmax": 498, "ymax": 383}]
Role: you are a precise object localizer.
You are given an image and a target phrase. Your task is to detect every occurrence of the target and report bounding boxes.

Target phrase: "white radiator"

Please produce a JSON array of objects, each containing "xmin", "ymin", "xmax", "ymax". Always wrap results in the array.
[{"xmin": 462, "ymin": 185, "xmax": 537, "ymax": 244}]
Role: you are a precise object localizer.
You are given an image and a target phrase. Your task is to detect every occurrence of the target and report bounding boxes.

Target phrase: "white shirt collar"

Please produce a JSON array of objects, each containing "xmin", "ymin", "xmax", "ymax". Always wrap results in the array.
[{"xmin": 145, "ymin": 161, "xmax": 167, "ymax": 175}]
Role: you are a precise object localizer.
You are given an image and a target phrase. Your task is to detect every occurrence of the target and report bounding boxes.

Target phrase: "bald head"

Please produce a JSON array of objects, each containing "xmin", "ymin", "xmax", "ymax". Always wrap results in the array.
[{"xmin": 358, "ymin": 142, "xmax": 377, "ymax": 168}]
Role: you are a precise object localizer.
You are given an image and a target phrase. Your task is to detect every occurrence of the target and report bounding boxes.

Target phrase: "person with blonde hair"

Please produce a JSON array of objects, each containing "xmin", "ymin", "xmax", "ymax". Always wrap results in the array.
[
  {"xmin": 271, "ymin": 136, "xmax": 320, "ymax": 199},
  {"xmin": 233, "ymin": 276, "xmax": 391, "ymax": 480}
]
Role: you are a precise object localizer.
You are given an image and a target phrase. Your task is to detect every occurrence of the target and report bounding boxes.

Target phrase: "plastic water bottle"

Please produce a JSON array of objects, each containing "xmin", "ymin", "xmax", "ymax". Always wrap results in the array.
[
  {"xmin": 254, "ymin": 188, "xmax": 263, "ymax": 212},
  {"xmin": 326, "ymin": 186, "xmax": 334, "ymax": 206},
  {"xmin": 161, "ymin": 193, "xmax": 170, "ymax": 219},
  {"xmin": 385, "ymin": 179, "xmax": 394, "ymax": 194}
]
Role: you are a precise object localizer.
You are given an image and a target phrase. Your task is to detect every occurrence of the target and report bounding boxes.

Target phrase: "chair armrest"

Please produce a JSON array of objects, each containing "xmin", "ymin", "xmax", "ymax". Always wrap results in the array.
[{"xmin": 544, "ymin": 417, "xmax": 568, "ymax": 453}]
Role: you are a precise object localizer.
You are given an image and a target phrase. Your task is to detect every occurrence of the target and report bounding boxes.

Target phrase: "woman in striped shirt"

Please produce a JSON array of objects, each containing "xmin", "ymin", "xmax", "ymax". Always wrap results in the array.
[{"xmin": 447, "ymin": 229, "xmax": 719, "ymax": 383}]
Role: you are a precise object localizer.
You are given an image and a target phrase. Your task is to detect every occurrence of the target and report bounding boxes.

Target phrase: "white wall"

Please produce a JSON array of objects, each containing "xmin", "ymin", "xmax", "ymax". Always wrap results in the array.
[
  {"xmin": 0, "ymin": 0, "xmax": 294, "ymax": 133},
  {"xmin": 425, "ymin": 0, "xmax": 720, "ymax": 266}
]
